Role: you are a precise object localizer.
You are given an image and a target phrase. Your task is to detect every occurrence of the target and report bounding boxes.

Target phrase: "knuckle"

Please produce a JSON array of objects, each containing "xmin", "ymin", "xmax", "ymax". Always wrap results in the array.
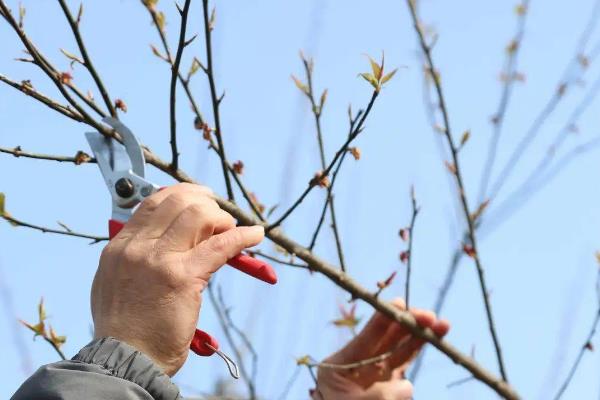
[
  {"xmin": 139, "ymin": 196, "xmax": 160, "ymax": 212},
  {"xmin": 186, "ymin": 203, "xmax": 208, "ymax": 217},
  {"xmin": 197, "ymin": 185, "xmax": 214, "ymax": 196},
  {"xmin": 165, "ymin": 192, "xmax": 189, "ymax": 208},
  {"xmin": 121, "ymin": 242, "xmax": 148, "ymax": 265},
  {"xmin": 209, "ymin": 235, "xmax": 229, "ymax": 254},
  {"xmin": 173, "ymin": 182, "xmax": 195, "ymax": 191},
  {"xmin": 209, "ymin": 231, "xmax": 240, "ymax": 256}
]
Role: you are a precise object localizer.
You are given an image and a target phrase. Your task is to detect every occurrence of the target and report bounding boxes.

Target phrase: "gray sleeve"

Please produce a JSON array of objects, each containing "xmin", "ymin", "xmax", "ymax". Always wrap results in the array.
[{"xmin": 11, "ymin": 337, "xmax": 182, "ymax": 400}]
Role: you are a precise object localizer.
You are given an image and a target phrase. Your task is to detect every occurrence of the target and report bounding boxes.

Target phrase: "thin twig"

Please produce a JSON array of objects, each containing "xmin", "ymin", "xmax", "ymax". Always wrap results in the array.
[
  {"xmin": 0, "ymin": 74, "xmax": 83, "ymax": 122},
  {"xmin": 276, "ymin": 365, "xmax": 302, "ymax": 400},
  {"xmin": 309, "ymin": 107, "xmax": 361, "ymax": 250},
  {"xmin": 1, "ymin": 214, "xmax": 107, "ymax": 243},
  {"xmin": 44, "ymin": 336, "xmax": 67, "ymax": 360},
  {"xmin": 404, "ymin": 0, "xmax": 509, "ymax": 381},
  {"xmin": 499, "ymin": 71, "xmax": 600, "ymax": 209},
  {"xmin": 488, "ymin": 0, "xmax": 600, "ymax": 200},
  {"xmin": 268, "ymin": 92, "xmax": 378, "ymax": 230},
  {"xmin": 477, "ymin": 0, "xmax": 530, "ymax": 203},
  {"xmin": 304, "ymin": 336, "xmax": 411, "ymax": 371},
  {"xmin": 202, "ymin": 0, "xmax": 235, "ymax": 201},
  {"xmin": 207, "ymin": 283, "xmax": 256, "ymax": 400},
  {"xmin": 169, "ymin": 0, "xmax": 192, "ymax": 170},
  {"xmin": 251, "ymin": 250, "xmax": 310, "ymax": 270},
  {"xmin": 0, "ymin": 146, "xmax": 96, "ymax": 164},
  {"xmin": 216, "ymin": 286, "xmax": 258, "ymax": 393},
  {"xmin": 552, "ymin": 270, "xmax": 600, "ymax": 399},
  {"xmin": 0, "ymin": 2, "xmax": 99, "ymax": 127},
  {"xmin": 301, "ymin": 56, "xmax": 347, "ymax": 271},
  {"xmin": 207, "ymin": 142, "xmax": 265, "ymax": 221},
  {"xmin": 57, "ymin": 0, "xmax": 117, "ymax": 118},
  {"xmin": 405, "ymin": 187, "xmax": 419, "ymax": 310},
  {"xmin": 306, "ymin": 366, "xmax": 323, "ymax": 400}
]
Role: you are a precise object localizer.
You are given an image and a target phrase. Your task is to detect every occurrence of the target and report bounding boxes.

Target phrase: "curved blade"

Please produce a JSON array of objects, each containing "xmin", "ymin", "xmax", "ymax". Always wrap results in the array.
[{"xmin": 102, "ymin": 117, "xmax": 146, "ymax": 178}]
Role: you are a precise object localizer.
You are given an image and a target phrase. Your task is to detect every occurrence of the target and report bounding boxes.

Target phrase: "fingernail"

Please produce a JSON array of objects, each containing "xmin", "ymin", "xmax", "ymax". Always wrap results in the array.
[{"xmin": 247, "ymin": 225, "xmax": 264, "ymax": 235}]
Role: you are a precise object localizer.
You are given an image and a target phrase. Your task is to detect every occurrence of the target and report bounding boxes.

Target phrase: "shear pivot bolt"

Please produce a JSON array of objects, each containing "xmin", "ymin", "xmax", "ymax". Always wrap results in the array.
[{"xmin": 115, "ymin": 178, "xmax": 135, "ymax": 198}]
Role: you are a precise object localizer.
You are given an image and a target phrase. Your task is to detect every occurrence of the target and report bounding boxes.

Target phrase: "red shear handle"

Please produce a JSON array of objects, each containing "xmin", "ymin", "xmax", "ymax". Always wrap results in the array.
[
  {"xmin": 109, "ymin": 219, "xmax": 125, "ymax": 240},
  {"xmin": 110, "ymin": 219, "xmax": 277, "ymax": 284},
  {"xmin": 228, "ymin": 254, "xmax": 277, "ymax": 284},
  {"xmin": 191, "ymin": 328, "xmax": 219, "ymax": 356}
]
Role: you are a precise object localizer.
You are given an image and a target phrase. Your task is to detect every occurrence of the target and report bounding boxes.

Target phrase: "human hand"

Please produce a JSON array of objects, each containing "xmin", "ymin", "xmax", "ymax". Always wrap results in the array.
[
  {"xmin": 314, "ymin": 298, "xmax": 450, "ymax": 399},
  {"xmin": 91, "ymin": 183, "xmax": 265, "ymax": 376}
]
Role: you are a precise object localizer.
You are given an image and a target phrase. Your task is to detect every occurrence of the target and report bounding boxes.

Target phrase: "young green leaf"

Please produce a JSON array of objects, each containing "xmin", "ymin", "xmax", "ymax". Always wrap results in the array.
[
  {"xmin": 368, "ymin": 56, "xmax": 382, "ymax": 81},
  {"xmin": 209, "ymin": 7, "xmax": 216, "ymax": 31},
  {"xmin": 381, "ymin": 68, "xmax": 398, "ymax": 85},
  {"xmin": 319, "ymin": 89, "xmax": 328, "ymax": 108},
  {"xmin": 0, "ymin": 193, "xmax": 5, "ymax": 216},
  {"xmin": 155, "ymin": 11, "xmax": 166, "ymax": 31},
  {"xmin": 150, "ymin": 44, "xmax": 167, "ymax": 61},
  {"xmin": 60, "ymin": 49, "xmax": 83, "ymax": 68},
  {"xmin": 291, "ymin": 75, "xmax": 309, "ymax": 95},
  {"xmin": 48, "ymin": 326, "xmax": 67, "ymax": 348},
  {"xmin": 460, "ymin": 130, "xmax": 471, "ymax": 146},
  {"xmin": 76, "ymin": 3, "xmax": 83, "ymax": 24},
  {"xmin": 360, "ymin": 72, "xmax": 378, "ymax": 89},
  {"xmin": 188, "ymin": 58, "xmax": 203, "ymax": 80},
  {"xmin": 38, "ymin": 298, "xmax": 47, "ymax": 322},
  {"xmin": 18, "ymin": 3, "xmax": 26, "ymax": 28}
]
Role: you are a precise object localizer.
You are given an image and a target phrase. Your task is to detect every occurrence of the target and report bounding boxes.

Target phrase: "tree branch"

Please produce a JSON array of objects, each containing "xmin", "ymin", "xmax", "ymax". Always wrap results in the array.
[
  {"xmin": 488, "ymin": 0, "xmax": 600, "ymax": 200},
  {"xmin": 169, "ymin": 0, "xmax": 192, "ymax": 170},
  {"xmin": 268, "ymin": 91, "xmax": 378, "ymax": 230},
  {"xmin": 477, "ymin": 0, "xmax": 530, "ymax": 203},
  {"xmin": 404, "ymin": 187, "xmax": 419, "ymax": 310},
  {"xmin": 207, "ymin": 282, "xmax": 256, "ymax": 399},
  {"xmin": 202, "ymin": 0, "xmax": 235, "ymax": 201},
  {"xmin": 553, "ymin": 269, "xmax": 600, "ymax": 399},
  {"xmin": 300, "ymin": 55, "xmax": 347, "ymax": 271},
  {"xmin": 0, "ymin": 145, "xmax": 95, "ymax": 164},
  {"xmin": 57, "ymin": 0, "xmax": 117, "ymax": 118},
  {"xmin": 0, "ymin": 74, "xmax": 83, "ymax": 122},
  {"xmin": 404, "ymin": 0, "xmax": 509, "ymax": 381},
  {"xmin": 1, "ymin": 213, "xmax": 107, "ymax": 243}
]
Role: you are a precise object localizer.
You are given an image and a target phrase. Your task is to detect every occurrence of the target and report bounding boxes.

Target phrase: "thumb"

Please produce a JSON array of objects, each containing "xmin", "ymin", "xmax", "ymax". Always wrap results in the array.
[
  {"xmin": 187, "ymin": 225, "xmax": 265, "ymax": 276},
  {"xmin": 357, "ymin": 379, "xmax": 413, "ymax": 400}
]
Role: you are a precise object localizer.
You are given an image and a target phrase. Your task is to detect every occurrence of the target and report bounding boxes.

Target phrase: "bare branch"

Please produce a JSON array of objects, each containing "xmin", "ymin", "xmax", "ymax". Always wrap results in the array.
[
  {"xmin": 57, "ymin": 0, "xmax": 117, "ymax": 117},
  {"xmin": 202, "ymin": 0, "xmax": 235, "ymax": 201},
  {"xmin": 268, "ymin": 91, "xmax": 379, "ymax": 230},
  {"xmin": 0, "ymin": 146, "xmax": 95, "ymax": 164},
  {"xmin": 207, "ymin": 283, "xmax": 256, "ymax": 400},
  {"xmin": 299, "ymin": 55, "xmax": 347, "ymax": 270},
  {"xmin": 404, "ymin": 0, "xmax": 509, "ymax": 381},
  {"xmin": 1, "ymin": 213, "xmax": 107, "ymax": 243},
  {"xmin": 478, "ymin": 0, "xmax": 530, "ymax": 203},
  {"xmin": 251, "ymin": 250, "xmax": 310, "ymax": 270},
  {"xmin": 553, "ymin": 270, "xmax": 600, "ymax": 399},
  {"xmin": 301, "ymin": 337, "xmax": 411, "ymax": 371},
  {"xmin": 404, "ymin": 188, "xmax": 419, "ymax": 310},
  {"xmin": 488, "ymin": 0, "xmax": 600, "ymax": 200},
  {"xmin": 0, "ymin": 74, "xmax": 83, "ymax": 122},
  {"xmin": 169, "ymin": 0, "xmax": 192, "ymax": 170}
]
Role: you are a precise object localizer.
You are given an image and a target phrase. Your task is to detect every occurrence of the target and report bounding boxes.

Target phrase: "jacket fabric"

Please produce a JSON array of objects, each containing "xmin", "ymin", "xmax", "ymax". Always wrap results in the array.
[{"xmin": 11, "ymin": 337, "xmax": 182, "ymax": 400}]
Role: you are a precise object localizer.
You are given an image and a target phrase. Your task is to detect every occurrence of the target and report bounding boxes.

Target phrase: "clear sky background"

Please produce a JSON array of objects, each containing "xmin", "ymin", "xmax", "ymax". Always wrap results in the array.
[{"xmin": 2, "ymin": 0, "xmax": 600, "ymax": 399}]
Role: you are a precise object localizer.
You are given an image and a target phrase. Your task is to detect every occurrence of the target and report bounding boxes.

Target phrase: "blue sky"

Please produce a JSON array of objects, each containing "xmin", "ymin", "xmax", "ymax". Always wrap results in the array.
[{"xmin": 1, "ymin": 0, "xmax": 600, "ymax": 399}]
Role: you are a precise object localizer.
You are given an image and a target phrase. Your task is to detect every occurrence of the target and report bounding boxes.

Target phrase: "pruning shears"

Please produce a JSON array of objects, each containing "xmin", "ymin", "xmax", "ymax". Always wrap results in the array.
[{"xmin": 86, "ymin": 117, "xmax": 278, "ymax": 378}]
